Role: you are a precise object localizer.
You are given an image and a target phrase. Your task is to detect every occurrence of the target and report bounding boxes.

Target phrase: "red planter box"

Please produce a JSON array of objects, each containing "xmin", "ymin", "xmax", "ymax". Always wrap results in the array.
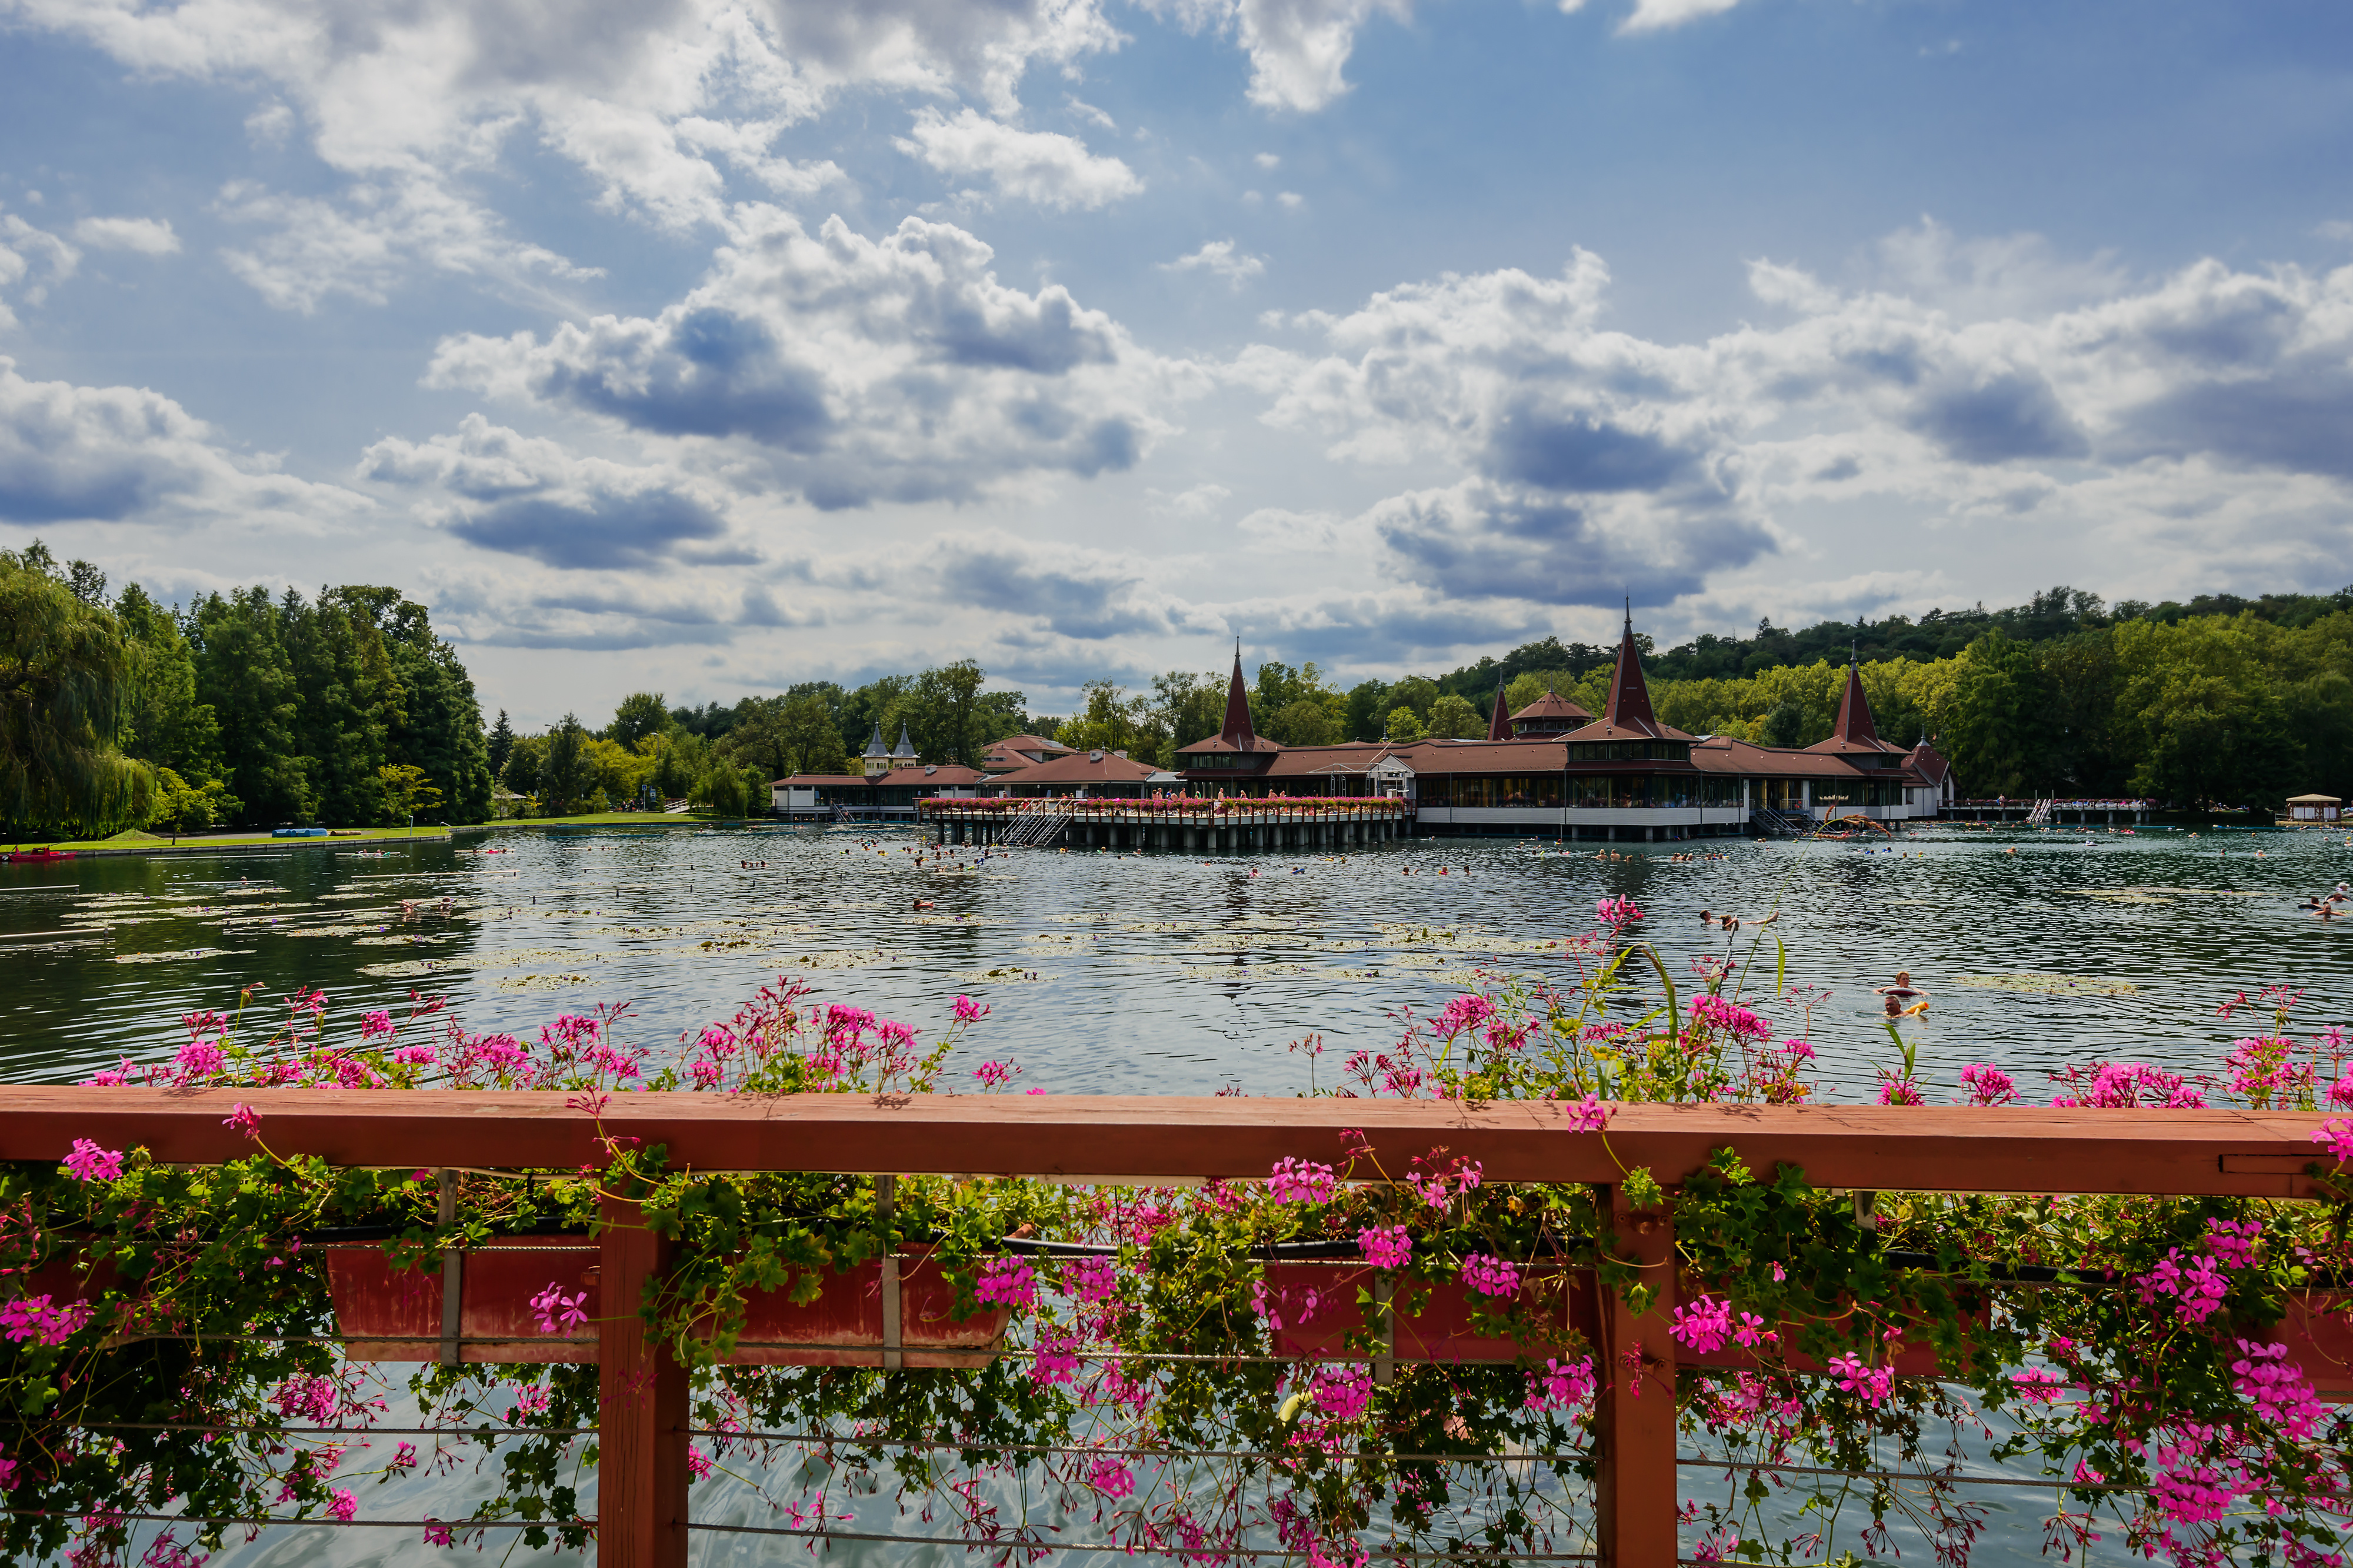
[{"xmin": 322, "ymin": 1242, "xmax": 1006, "ymax": 1367}]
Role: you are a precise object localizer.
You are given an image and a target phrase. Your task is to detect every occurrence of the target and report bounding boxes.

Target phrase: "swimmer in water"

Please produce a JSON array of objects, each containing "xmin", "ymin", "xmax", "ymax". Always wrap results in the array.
[{"xmin": 1875, "ymin": 970, "xmax": 1931, "ymax": 1016}]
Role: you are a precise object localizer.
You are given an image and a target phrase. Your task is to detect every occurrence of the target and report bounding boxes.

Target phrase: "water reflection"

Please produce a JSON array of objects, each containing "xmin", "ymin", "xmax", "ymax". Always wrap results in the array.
[{"xmin": 3, "ymin": 823, "xmax": 2344, "ymax": 1100}]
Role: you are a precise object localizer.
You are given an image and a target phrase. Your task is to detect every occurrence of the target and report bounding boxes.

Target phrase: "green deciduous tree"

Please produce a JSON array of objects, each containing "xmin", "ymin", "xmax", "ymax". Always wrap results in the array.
[
  {"xmin": 608, "ymin": 692, "xmax": 671, "ymax": 748},
  {"xmin": 375, "ymin": 763, "xmax": 444, "ymax": 824},
  {"xmin": 1427, "ymin": 692, "xmax": 1482, "ymax": 739},
  {"xmin": 187, "ymin": 588, "xmax": 311, "ymax": 826},
  {"xmin": 539, "ymin": 715, "xmax": 593, "ymax": 815},
  {"xmin": 0, "ymin": 548, "xmax": 148, "ymax": 834}
]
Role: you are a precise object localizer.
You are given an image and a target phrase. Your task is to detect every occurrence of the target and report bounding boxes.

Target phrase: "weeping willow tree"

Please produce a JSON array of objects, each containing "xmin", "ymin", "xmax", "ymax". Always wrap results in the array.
[{"xmin": 0, "ymin": 550, "xmax": 149, "ymax": 838}]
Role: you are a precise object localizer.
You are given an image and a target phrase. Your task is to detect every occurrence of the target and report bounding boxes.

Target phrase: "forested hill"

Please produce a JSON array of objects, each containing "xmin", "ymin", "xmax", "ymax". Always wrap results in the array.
[{"xmin": 1432, "ymin": 585, "xmax": 2353, "ymax": 700}]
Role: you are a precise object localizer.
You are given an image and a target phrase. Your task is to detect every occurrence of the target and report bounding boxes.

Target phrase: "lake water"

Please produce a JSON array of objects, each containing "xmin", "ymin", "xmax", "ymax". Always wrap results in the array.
[
  {"xmin": 4, "ymin": 820, "xmax": 2347, "ymax": 1097},
  {"xmin": 9, "ymin": 820, "xmax": 2348, "ymax": 1567}
]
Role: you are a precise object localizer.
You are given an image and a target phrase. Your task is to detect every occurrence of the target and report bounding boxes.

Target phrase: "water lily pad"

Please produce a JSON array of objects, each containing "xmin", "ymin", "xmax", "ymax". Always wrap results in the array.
[{"xmin": 1949, "ymin": 973, "xmax": 2138, "ymax": 996}]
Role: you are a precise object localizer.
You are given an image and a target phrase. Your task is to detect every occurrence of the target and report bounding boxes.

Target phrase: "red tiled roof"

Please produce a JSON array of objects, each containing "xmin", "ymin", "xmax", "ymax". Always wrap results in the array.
[
  {"xmin": 1806, "ymin": 662, "xmax": 1906, "ymax": 758},
  {"xmin": 1509, "ymin": 688, "xmax": 1594, "ymax": 728},
  {"xmin": 1691, "ymin": 735, "xmax": 1928, "ymax": 784},
  {"xmin": 1178, "ymin": 732, "xmax": 1286, "ymax": 756},
  {"xmin": 991, "ymin": 751, "xmax": 1162, "ymax": 785},
  {"xmin": 1565, "ymin": 613, "xmax": 1688, "ymax": 742}
]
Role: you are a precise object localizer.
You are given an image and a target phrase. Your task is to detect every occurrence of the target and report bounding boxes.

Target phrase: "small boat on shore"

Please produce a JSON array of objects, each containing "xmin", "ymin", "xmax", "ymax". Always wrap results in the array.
[{"xmin": 6, "ymin": 849, "xmax": 75, "ymax": 863}]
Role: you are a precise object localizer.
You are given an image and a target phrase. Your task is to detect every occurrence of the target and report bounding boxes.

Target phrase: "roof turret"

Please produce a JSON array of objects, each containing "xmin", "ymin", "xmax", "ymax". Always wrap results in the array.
[
  {"xmin": 892, "ymin": 721, "xmax": 918, "ymax": 759},
  {"xmin": 1485, "ymin": 676, "xmax": 1510, "ymax": 742},
  {"xmin": 1220, "ymin": 638, "xmax": 1259, "ymax": 750},
  {"xmin": 861, "ymin": 720, "xmax": 888, "ymax": 758}
]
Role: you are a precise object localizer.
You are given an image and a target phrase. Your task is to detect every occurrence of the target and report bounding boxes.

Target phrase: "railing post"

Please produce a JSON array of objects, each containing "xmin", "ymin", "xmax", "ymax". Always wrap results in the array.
[
  {"xmin": 598, "ymin": 1192, "xmax": 686, "ymax": 1568},
  {"xmin": 1595, "ymin": 1183, "xmax": 1677, "ymax": 1567}
]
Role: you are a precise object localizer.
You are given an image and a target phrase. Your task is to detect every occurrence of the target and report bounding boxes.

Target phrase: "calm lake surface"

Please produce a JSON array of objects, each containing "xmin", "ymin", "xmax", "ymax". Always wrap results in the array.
[
  {"xmin": 11, "ymin": 821, "xmax": 2349, "ymax": 1564},
  {"xmin": 3, "ymin": 820, "xmax": 2348, "ymax": 1096}
]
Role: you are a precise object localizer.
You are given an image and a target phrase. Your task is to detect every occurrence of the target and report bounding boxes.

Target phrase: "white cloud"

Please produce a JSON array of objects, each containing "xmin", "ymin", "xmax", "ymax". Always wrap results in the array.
[
  {"xmin": 1066, "ymin": 96, "xmax": 1118, "ymax": 131},
  {"xmin": 1135, "ymin": 0, "xmax": 1408, "ymax": 113},
  {"xmin": 1149, "ymin": 482, "xmax": 1232, "ymax": 518},
  {"xmin": 6, "ymin": 0, "xmax": 1127, "ymax": 304},
  {"xmin": 896, "ymin": 107, "xmax": 1142, "ymax": 209},
  {"xmin": 0, "ymin": 208, "xmax": 77, "ymax": 327},
  {"xmin": 359, "ymin": 413, "xmax": 746, "ymax": 571},
  {"xmin": 1228, "ymin": 224, "xmax": 2353, "ymax": 616},
  {"xmin": 1277, "ymin": 191, "xmax": 1304, "ymax": 210},
  {"xmin": 1254, "ymin": 152, "xmax": 1281, "ymax": 168},
  {"xmin": 214, "ymin": 179, "xmax": 601, "ymax": 313},
  {"xmin": 1618, "ymin": 0, "xmax": 1742, "ymax": 35},
  {"xmin": 71, "ymin": 216, "xmax": 181, "ymax": 255},
  {"xmin": 0, "ymin": 357, "xmax": 362, "ymax": 527},
  {"xmin": 1162, "ymin": 238, "xmax": 1266, "ymax": 286},
  {"xmin": 1236, "ymin": 505, "xmax": 1351, "ymax": 549},
  {"xmin": 244, "ymin": 101, "xmax": 295, "ymax": 146},
  {"xmin": 426, "ymin": 204, "xmax": 1199, "ymax": 509}
]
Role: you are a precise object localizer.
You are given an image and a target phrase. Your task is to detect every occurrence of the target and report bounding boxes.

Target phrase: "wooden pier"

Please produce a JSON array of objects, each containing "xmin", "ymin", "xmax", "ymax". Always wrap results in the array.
[{"xmin": 919, "ymin": 797, "xmax": 1414, "ymax": 853}]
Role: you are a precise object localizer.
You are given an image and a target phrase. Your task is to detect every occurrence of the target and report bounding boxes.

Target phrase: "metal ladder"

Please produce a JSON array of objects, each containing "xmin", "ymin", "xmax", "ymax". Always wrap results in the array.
[
  {"xmin": 1748, "ymin": 809, "xmax": 1809, "ymax": 838},
  {"xmin": 2026, "ymin": 799, "xmax": 2053, "ymax": 827},
  {"xmin": 999, "ymin": 805, "xmax": 1075, "ymax": 848}
]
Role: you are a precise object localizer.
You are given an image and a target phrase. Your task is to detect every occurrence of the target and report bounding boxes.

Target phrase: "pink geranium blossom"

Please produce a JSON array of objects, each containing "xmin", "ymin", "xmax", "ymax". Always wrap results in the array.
[
  {"xmin": 1357, "ymin": 1226, "xmax": 1411, "ymax": 1269},
  {"xmin": 64, "ymin": 1139, "xmax": 122, "ymax": 1182}
]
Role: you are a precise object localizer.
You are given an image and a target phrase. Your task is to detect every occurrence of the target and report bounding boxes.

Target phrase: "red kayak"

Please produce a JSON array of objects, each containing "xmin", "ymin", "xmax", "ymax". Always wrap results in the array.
[{"xmin": 6, "ymin": 850, "xmax": 75, "ymax": 863}]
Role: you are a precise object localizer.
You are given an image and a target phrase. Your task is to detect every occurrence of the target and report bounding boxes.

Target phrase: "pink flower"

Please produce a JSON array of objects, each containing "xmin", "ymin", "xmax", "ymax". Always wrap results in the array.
[
  {"xmin": 1358, "ymin": 1225, "xmax": 1411, "ymax": 1269},
  {"xmin": 1459, "ymin": 1253, "xmax": 1521, "ymax": 1297},
  {"xmin": 64, "ymin": 1139, "xmax": 123, "ymax": 1182},
  {"xmin": 222, "ymin": 1103, "xmax": 262, "ymax": 1140},
  {"xmin": 1031, "ymin": 1332, "xmax": 1081, "ymax": 1385},
  {"xmin": 174, "ymin": 1039, "xmax": 225, "ymax": 1078},
  {"xmin": 1671, "ymin": 1295, "xmax": 1734, "ymax": 1355},
  {"xmin": 1689, "ymin": 995, "xmax": 1771, "ymax": 1040},
  {"xmin": 1061, "ymin": 1255, "xmax": 1120, "ymax": 1304},
  {"xmin": 390, "ymin": 1043, "xmax": 436, "ymax": 1067},
  {"xmin": 975, "ymin": 1256, "xmax": 1037, "ymax": 1310},
  {"xmin": 1268, "ymin": 1157, "xmax": 1338, "ymax": 1204},
  {"xmin": 0, "ymin": 1441, "xmax": 16, "ymax": 1490},
  {"xmin": 422, "ymin": 1520, "xmax": 454, "ymax": 1547},
  {"xmin": 686, "ymin": 1445, "xmax": 712, "ymax": 1480},
  {"xmin": 1088, "ymin": 1457, "xmax": 1135, "ymax": 1497},
  {"xmin": 361, "ymin": 1010, "xmax": 395, "ymax": 1039},
  {"xmin": 1524, "ymin": 1355, "xmax": 1597, "ymax": 1413},
  {"xmin": 952, "ymin": 995, "xmax": 989, "ymax": 1024},
  {"xmin": 1958, "ymin": 1063, "xmax": 2017, "ymax": 1106},
  {"xmin": 2315, "ymin": 1118, "xmax": 2353, "ymax": 1164},
  {"xmin": 1827, "ymin": 1352, "xmax": 1892, "ymax": 1407},
  {"xmin": 392, "ymin": 1442, "xmax": 417, "ymax": 1470},
  {"xmin": 1595, "ymin": 896, "xmax": 1644, "ymax": 926},
  {"xmin": 0, "ymin": 1295, "xmax": 94, "ymax": 1347},
  {"xmin": 327, "ymin": 1489, "xmax": 356, "ymax": 1522},
  {"xmin": 1557, "ymin": 1093, "xmax": 1612, "ymax": 1132},
  {"xmin": 2049, "ymin": 1060, "xmax": 2206, "ymax": 1109},
  {"xmin": 973, "ymin": 1060, "xmax": 1019, "ymax": 1089},
  {"xmin": 1024, "ymin": 1087, "xmax": 1045, "ymax": 1095},
  {"xmin": 1308, "ymin": 1365, "xmax": 1372, "ymax": 1422},
  {"xmin": 529, "ymin": 1282, "xmax": 589, "ymax": 1334},
  {"xmin": 2010, "ymin": 1367, "xmax": 2067, "ymax": 1405}
]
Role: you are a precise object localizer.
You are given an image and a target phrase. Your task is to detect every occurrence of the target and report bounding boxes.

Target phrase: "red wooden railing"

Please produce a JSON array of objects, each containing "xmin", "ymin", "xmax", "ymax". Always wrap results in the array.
[{"xmin": 0, "ymin": 1092, "xmax": 2338, "ymax": 1567}]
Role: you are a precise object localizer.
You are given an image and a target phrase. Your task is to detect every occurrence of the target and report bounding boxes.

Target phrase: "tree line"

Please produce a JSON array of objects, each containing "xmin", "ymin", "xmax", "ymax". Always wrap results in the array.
[{"xmin": 3, "ymin": 542, "xmax": 491, "ymax": 837}]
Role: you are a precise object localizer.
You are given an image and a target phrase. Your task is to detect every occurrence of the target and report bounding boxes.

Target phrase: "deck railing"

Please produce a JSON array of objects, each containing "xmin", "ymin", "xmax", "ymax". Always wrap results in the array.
[{"xmin": 0, "ymin": 1092, "xmax": 2338, "ymax": 1567}]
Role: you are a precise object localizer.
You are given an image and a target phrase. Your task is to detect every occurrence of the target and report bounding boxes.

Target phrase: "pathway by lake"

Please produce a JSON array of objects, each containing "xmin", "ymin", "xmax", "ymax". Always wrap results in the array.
[{"xmin": 4, "ymin": 822, "xmax": 2346, "ymax": 1099}]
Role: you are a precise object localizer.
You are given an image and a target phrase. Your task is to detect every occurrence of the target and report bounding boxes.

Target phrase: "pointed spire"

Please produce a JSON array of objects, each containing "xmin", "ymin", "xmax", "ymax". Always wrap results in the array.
[
  {"xmin": 863, "ymin": 719, "xmax": 887, "ymax": 756},
  {"xmin": 893, "ymin": 720, "xmax": 917, "ymax": 758},
  {"xmin": 1604, "ymin": 606, "xmax": 1657, "ymax": 732},
  {"xmin": 1487, "ymin": 676, "xmax": 1511, "ymax": 741},
  {"xmin": 1832, "ymin": 660, "xmax": 1881, "ymax": 746},
  {"xmin": 1221, "ymin": 638, "xmax": 1257, "ymax": 750}
]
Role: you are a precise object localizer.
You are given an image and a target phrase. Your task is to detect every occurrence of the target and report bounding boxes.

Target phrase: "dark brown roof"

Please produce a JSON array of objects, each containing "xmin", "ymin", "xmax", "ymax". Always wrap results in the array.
[
  {"xmin": 1907, "ymin": 740, "xmax": 1951, "ymax": 785},
  {"xmin": 1260, "ymin": 742, "xmax": 1409, "ymax": 778},
  {"xmin": 991, "ymin": 751, "xmax": 1161, "ymax": 785},
  {"xmin": 1806, "ymin": 662, "xmax": 1905, "ymax": 758},
  {"xmin": 1177, "ymin": 732, "xmax": 1286, "ymax": 756},
  {"xmin": 1485, "ymin": 678, "xmax": 1510, "ymax": 742},
  {"xmin": 979, "ymin": 733, "xmax": 1072, "ymax": 770},
  {"xmin": 1691, "ymin": 735, "xmax": 1927, "ymax": 783},
  {"xmin": 1218, "ymin": 645, "xmax": 1267, "ymax": 750},
  {"xmin": 1509, "ymin": 688, "xmax": 1594, "ymax": 728},
  {"xmin": 1564, "ymin": 612, "xmax": 1688, "ymax": 742}
]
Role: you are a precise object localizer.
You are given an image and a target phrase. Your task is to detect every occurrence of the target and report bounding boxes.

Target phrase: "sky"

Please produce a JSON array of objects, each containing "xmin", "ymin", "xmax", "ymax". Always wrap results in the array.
[{"xmin": 3, "ymin": 0, "xmax": 2352, "ymax": 728}]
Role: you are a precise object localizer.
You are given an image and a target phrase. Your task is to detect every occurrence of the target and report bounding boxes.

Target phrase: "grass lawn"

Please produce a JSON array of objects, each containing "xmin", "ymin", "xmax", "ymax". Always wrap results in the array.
[
  {"xmin": 13, "ymin": 825, "xmax": 459, "ymax": 856},
  {"xmin": 476, "ymin": 812, "xmax": 763, "ymax": 829}
]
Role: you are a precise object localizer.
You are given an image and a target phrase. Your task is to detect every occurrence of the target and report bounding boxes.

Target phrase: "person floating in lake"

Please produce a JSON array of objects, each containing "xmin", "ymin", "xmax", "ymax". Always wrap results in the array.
[{"xmin": 1875, "ymin": 970, "xmax": 1930, "ymax": 1016}]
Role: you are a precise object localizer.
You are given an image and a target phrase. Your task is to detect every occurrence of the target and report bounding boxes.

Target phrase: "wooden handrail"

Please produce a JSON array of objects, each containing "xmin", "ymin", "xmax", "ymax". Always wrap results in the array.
[
  {"xmin": 0, "ymin": 1092, "xmax": 2328, "ymax": 1198},
  {"xmin": 4, "ymin": 1089, "xmax": 2337, "ymax": 1567}
]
